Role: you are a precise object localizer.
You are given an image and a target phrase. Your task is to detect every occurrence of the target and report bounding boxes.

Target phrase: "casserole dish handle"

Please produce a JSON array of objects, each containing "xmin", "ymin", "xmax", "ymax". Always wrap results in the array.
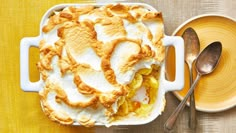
[
  {"xmin": 20, "ymin": 37, "xmax": 42, "ymax": 92},
  {"xmin": 162, "ymin": 36, "xmax": 184, "ymax": 92}
]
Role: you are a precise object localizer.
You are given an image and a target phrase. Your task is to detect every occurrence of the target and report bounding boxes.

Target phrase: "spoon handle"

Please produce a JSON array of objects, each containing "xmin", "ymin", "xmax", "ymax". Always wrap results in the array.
[
  {"xmin": 164, "ymin": 74, "xmax": 201, "ymax": 132},
  {"xmin": 189, "ymin": 66, "xmax": 197, "ymax": 129}
]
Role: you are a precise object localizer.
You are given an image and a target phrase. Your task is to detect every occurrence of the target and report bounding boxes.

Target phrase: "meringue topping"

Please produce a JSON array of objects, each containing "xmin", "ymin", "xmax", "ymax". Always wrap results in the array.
[{"xmin": 37, "ymin": 3, "xmax": 165, "ymax": 127}]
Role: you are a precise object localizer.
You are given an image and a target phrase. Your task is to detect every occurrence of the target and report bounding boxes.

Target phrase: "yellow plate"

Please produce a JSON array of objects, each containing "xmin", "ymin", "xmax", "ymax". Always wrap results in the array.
[{"xmin": 166, "ymin": 14, "xmax": 236, "ymax": 112}]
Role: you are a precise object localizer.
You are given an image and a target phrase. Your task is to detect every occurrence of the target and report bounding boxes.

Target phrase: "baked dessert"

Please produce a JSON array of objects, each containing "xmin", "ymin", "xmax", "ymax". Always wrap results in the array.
[{"xmin": 37, "ymin": 3, "xmax": 165, "ymax": 127}]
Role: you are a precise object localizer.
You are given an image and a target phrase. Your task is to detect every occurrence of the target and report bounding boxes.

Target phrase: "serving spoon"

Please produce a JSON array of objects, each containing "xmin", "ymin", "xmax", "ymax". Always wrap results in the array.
[
  {"xmin": 164, "ymin": 41, "xmax": 222, "ymax": 131},
  {"xmin": 182, "ymin": 27, "xmax": 200, "ymax": 129}
]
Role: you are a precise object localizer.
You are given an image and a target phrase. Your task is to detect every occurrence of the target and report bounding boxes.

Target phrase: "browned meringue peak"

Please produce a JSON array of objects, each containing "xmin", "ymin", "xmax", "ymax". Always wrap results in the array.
[
  {"xmin": 94, "ymin": 16, "xmax": 127, "ymax": 43},
  {"xmin": 128, "ymin": 5, "xmax": 150, "ymax": 19},
  {"xmin": 58, "ymin": 21, "xmax": 103, "ymax": 70},
  {"xmin": 74, "ymin": 65, "xmax": 118, "ymax": 92},
  {"xmin": 72, "ymin": 64, "xmax": 127, "ymax": 107},
  {"xmin": 105, "ymin": 4, "xmax": 136, "ymax": 23},
  {"xmin": 109, "ymin": 39, "xmax": 141, "ymax": 72},
  {"xmin": 78, "ymin": 115, "xmax": 95, "ymax": 127},
  {"xmin": 43, "ymin": 5, "xmax": 95, "ymax": 33}
]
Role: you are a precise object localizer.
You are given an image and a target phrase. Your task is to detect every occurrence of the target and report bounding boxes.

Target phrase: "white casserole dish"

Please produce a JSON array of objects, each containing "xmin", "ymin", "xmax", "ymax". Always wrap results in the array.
[{"xmin": 20, "ymin": 3, "xmax": 184, "ymax": 126}]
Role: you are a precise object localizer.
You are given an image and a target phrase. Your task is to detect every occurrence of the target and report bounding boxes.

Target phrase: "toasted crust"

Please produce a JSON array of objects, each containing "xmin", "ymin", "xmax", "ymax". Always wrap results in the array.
[
  {"xmin": 39, "ymin": 82, "xmax": 74, "ymax": 125},
  {"xmin": 105, "ymin": 4, "xmax": 136, "ymax": 23},
  {"xmin": 95, "ymin": 16, "xmax": 127, "ymax": 39},
  {"xmin": 37, "ymin": 4, "xmax": 165, "ymax": 127},
  {"xmin": 78, "ymin": 115, "xmax": 95, "ymax": 127}
]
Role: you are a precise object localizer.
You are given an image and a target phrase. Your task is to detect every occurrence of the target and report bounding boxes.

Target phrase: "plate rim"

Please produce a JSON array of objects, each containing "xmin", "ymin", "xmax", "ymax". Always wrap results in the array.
[{"xmin": 171, "ymin": 14, "xmax": 236, "ymax": 113}]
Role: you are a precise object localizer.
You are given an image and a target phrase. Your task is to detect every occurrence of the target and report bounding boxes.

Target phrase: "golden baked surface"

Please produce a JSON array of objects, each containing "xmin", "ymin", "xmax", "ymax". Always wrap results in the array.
[{"xmin": 37, "ymin": 3, "xmax": 164, "ymax": 127}]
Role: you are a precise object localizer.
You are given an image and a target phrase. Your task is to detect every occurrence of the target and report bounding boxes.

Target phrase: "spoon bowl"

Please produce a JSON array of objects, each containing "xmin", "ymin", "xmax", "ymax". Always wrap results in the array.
[
  {"xmin": 196, "ymin": 42, "xmax": 222, "ymax": 75},
  {"xmin": 183, "ymin": 27, "xmax": 200, "ymax": 66}
]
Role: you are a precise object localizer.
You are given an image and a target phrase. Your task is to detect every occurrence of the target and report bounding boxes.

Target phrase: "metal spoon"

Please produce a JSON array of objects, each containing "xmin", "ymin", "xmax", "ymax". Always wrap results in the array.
[
  {"xmin": 164, "ymin": 42, "xmax": 222, "ymax": 132},
  {"xmin": 182, "ymin": 27, "xmax": 200, "ymax": 129}
]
